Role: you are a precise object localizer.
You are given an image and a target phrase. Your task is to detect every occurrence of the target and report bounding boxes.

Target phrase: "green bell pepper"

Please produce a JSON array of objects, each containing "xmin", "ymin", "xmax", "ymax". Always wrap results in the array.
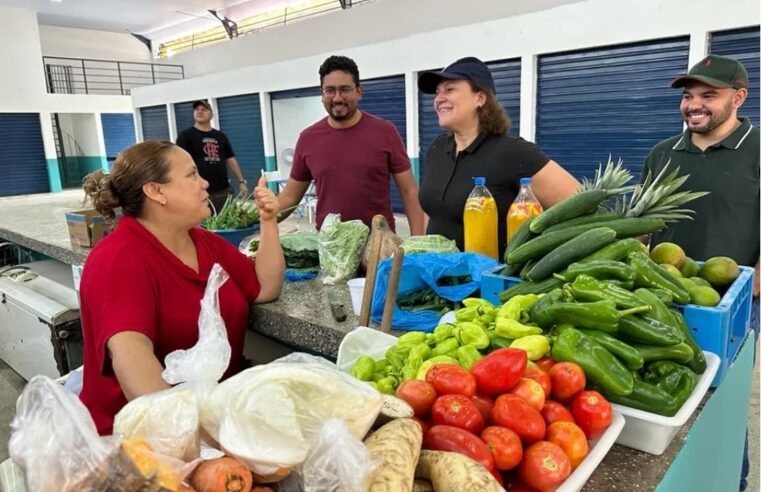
[
  {"xmin": 495, "ymin": 317, "xmax": 543, "ymax": 339},
  {"xmin": 603, "ymin": 379, "xmax": 679, "ymax": 416},
  {"xmin": 633, "ymin": 342, "xmax": 694, "ymax": 363},
  {"xmin": 617, "ymin": 315, "xmax": 684, "ymax": 346},
  {"xmin": 551, "ymin": 326, "xmax": 634, "ymax": 396},
  {"xmin": 415, "ymin": 355, "xmax": 460, "ymax": 380},
  {"xmin": 642, "ymin": 360, "xmax": 697, "ymax": 408},
  {"xmin": 510, "ymin": 335, "xmax": 550, "ymax": 360},
  {"xmin": 628, "ymin": 252, "xmax": 691, "ymax": 304},
  {"xmin": 431, "ymin": 338, "xmax": 460, "ymax": 357},
  {"xmin": 433, "ymin": 323, "xmax": 456, "ymax": 343},
  {"xmin": 457, "ymin": 345, "xmax": 484, "ymax": 370},
  {"xmin": 671, "ymin": 309, "xmax": 707, "ymax": 374},
  {"xmin": 350, "ymin": 356, "xmax": 375, "ymax": 381},
  {"xmin": 456, "ymin": 322, "xmax": 490, "ymax": 350},
  {"xmin": 569, "ymin": 275, "xmax": 645, "ymax": 309},
  {"xmin": 577, "ymin": 328, "xmax": 644, "ymax": 370},
  {"xmin": 546, "ymin": 299, "xmax": 650, "ymax": 333},
  {"xmin": 564, "ymin": 260, "xmax": 637, "ymax": 285}
]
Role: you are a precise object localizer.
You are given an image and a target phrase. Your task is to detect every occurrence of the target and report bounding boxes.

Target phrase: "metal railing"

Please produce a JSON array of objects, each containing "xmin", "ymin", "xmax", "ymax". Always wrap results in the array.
[
  {"xmin": 158, "ymin": 0, "xmax": 374, "ymax": 57},
  {"xmin": 42, "ymin": 56, "xmax": 184, "ymax": 95}
]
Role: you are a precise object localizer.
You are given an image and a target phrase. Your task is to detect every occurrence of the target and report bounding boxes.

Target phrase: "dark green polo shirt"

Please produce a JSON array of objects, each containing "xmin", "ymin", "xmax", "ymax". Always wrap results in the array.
[{"xmin": 642, "ymin": 117, "xmax": 759, "ymax": 267}]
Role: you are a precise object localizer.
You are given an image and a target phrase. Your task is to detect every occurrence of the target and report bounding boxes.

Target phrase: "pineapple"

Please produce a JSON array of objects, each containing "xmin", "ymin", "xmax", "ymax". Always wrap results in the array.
[{"xmin": 579, "ymin": 155, "xmax": 636, "ymax": 196}]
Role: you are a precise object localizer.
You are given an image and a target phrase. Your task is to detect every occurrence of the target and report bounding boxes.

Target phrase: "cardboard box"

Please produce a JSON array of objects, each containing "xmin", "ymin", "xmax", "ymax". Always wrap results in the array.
[{"xmin": 65, "ymin": 209, "xmax": 116, "ymax": 248}]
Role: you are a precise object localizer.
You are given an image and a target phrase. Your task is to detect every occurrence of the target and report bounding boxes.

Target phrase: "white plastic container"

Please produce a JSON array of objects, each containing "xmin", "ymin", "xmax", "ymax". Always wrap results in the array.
[
  {"xmin": 557, "ymin": 411, "xmax": 626, "ymax": 492},
  {"xmin": 347, "ymin": 278, "xmax": 366, "ymax": 316},
  {"xmin": 611, "ymin": 351, "xmax": 720, "ymax": 455}
]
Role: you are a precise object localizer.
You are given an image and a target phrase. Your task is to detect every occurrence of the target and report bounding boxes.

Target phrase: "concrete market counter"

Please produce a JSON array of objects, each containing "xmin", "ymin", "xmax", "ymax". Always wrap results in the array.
[{"xmin": 0, "ymin": 191, "xmax": 754, "ymax": 491}]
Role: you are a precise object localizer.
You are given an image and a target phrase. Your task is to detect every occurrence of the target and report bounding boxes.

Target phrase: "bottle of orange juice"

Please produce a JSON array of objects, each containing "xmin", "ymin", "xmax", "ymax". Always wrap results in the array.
[
  {"xmin": 507, "ymin": 177, "xmax": 543, "ymax": 243},
  {"xmin": 463, "ymin": 177, "xmax": 498, "ymax": 259}
]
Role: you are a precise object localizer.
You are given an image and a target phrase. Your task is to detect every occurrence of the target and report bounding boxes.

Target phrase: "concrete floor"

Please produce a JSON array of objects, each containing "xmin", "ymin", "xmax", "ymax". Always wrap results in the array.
[{"xmin": 0, "ymin": 214, "xmax": 757, "ymax": 491}]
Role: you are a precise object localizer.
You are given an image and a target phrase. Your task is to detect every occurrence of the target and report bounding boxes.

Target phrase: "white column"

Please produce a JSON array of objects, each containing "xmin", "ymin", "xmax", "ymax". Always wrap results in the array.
[
  {"xmin": 519, "ymin": 54, "xmax": 538, "ymax": 142},
  {"xmin": 167, "ymin": 103, "xmax": 177, "ymax": 141},
  {"xmin": 259, "ymin": 92, "xmax": 276, "ymax": 171},
  {"xmin": 38, "ymin": 112, "xmax": 62, "ymax": 192},
  {"xmin": 405, "ymin": 71, "xmax": 420, "ymax": 182},
  {"xmin": 209, "ymin": 97, "xmax": 220, "ymax": 129},
  {"xmin": 93, "ymin": 113, "xmax": 109, "ymax": 171},
  {"xmin": 689, "ymin": 31, "xmax": 711, "ymax": 69},
  {"xmin": 133, "ymin": 108, "xmax": 143, "ymax": 142}
]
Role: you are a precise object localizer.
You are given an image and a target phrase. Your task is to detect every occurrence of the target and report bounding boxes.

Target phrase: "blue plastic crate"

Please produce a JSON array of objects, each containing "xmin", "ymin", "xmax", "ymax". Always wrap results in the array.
[
  {"xmin": 675, "ymin": 265, "xmax": 755, "ymax": 386},
  {"xmin": 206, "ymin": 224, "xmax": 260, "ymax": 248},
  {"xmin": 480, "ymin": 264, "xmax": 755, "ymax": 386}
]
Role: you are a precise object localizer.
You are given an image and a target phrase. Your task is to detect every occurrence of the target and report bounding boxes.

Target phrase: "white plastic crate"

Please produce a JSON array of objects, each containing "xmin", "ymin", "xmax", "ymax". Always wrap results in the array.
[{"xmin": 611, "ymin": 351, "xmax": 720, "ymax": 455}]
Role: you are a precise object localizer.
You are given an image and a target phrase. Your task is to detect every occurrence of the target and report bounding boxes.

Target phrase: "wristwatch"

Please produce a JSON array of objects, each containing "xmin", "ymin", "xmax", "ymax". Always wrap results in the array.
[{"xmin": 239, "ymin": 179, "xmax": 247, "ymax": 185}]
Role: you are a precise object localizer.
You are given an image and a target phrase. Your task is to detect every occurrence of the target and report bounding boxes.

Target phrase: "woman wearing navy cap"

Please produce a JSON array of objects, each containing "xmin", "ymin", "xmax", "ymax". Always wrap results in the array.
[{"xmin": 417, "ymin": 56, "xmax": 579, "ymax": 258}]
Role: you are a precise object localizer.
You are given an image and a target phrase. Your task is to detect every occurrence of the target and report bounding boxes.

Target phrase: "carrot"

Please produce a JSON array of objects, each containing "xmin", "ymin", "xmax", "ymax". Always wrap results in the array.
[{"xmin": 190, "ymin": 456, "xmax": 253, "ymax": 492}]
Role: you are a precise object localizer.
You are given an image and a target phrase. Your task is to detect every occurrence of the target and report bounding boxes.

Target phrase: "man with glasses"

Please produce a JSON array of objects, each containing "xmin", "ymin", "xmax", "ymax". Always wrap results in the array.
[{"xmin": 277, "ymin": 55, "xmax": 425, "ymax": 234}]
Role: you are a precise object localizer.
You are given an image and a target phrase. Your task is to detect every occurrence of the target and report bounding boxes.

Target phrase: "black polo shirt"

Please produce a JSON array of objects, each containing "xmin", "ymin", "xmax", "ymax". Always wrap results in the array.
[
  {"xmin": 643, "ymin": 117, "xmax": 759, "ymax": 267},
  {"xmin": 419, "ymin": 133, "xmax": 549, "ymax": 257}
]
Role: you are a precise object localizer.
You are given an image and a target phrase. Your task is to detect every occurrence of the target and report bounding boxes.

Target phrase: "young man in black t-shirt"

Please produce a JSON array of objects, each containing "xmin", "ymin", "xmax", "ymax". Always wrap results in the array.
[{"xmin": 176, "ymin": 100, "xmax": 248, "ymax": 213}]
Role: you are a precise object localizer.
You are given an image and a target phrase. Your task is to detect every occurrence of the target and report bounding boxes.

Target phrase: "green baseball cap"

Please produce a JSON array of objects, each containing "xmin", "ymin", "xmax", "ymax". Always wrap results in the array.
[{"xmin": 671, "ymin": 54, "xmax": 748, "ymax": 89}]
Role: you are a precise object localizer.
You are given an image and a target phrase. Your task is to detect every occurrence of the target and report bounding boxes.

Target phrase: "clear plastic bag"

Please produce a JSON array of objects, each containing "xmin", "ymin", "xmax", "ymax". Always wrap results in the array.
[
  {"xmin": 302, "ymin": 419, "xmax": 374, "ymax": 492},
  {"xmin": 200, "ymin": 353, "xmax": 382, "ymax": 477},
  {"xmin": 402, "ymin": 234, "xmax": 459, "ymax": 254},
  {"xmin": 318, "ymin": 214, "xmax": 369, "ymax": 285},
  {"xmin": 9, "ymin": 376, "xmax": 112, "ymax": 492},
  {"xmin": 113, "ymin": 264, "xmax": 232, "ymax": 461}
]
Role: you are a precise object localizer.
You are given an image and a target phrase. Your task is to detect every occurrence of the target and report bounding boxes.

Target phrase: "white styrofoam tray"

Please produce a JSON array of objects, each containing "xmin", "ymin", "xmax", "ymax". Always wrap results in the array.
[{"xmin": 611, "ymin": 351, "xmax": 720, "ymax": 455}]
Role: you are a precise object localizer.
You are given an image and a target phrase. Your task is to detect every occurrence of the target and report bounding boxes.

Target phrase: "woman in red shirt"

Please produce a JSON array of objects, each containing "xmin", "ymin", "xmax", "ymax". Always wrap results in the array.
[{"xmin": 78, "ymin": 140, "xmax": 285, "ymax": 435}]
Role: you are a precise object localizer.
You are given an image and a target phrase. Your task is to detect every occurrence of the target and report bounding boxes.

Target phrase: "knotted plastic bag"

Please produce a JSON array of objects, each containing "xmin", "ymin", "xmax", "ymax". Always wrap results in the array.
[
  {"xmin": 113, "ymin": 263, "xmax": 232, "ymax": 461},
  {"xmin": 301, "ymin": 419, "xmax": 374, "ymax": 492},
  {"xmin": 318, "ymin": 213, "xmax": 369, "ymax": 285}
]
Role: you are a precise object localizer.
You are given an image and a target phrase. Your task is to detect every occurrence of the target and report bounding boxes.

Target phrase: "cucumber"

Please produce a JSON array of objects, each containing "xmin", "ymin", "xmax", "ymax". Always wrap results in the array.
[
  {"xmin": 578, "ymin": 238, "xmax": 648, "ymax": 263},
  {"xmin": 602, "ymin": 218, "xmax": 666, "ymax": 238},
  {"xmin": 504, "ymin": 216, "xmax": 537, "ymax": 264},
  {"xmin": 520, "ymin": 259, "xmax": 536, "ymax": 280},
  {"xmin": 528, "ymin": 227, "xmax": 617, "ymax": 281},
  {"xmin": 541, "ymin": 211, "xmax": 623, "ymax": 234},
  {"xmin": 498, "ymin": 276, "xmax": 564, "ymax": 303},
  {"xmin": 529, "ymin": 189, "xmax": 607, "ymax": 233}
]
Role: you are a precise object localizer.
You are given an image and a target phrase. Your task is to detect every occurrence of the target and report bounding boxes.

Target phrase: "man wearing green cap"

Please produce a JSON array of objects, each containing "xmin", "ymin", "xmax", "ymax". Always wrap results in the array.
[
  {"xmin": 643, "ymin": 54, "xmax": 758, "ymax": 492},
  {"xmin": 642, "ymin": 54, "xmax": 759, "ymax": 294}
]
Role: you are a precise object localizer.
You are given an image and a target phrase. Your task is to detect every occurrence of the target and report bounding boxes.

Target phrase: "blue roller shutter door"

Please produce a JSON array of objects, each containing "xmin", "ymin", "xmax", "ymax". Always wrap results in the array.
[
  {"xmin": 0, "ymin": 114, "xmax": 48, "ymax": 196},
  {"xmin": 101, "ymin": 113, "xmax": 136, "ymax": 169},
  {"xmin": 418, "ymin": 59, "xmax": 521, "ymax": 185},
  {"xmin": 360, "ymin": 75, "xmax": 407, "ymax": 213},
  {"xmin": 710, "ymin": 27, "xmax": 760, "ymax": 126},
  {"xmin": 536, "ymin": 38, "xmax": 689, "ymax": 182},
  {"xmin": 217, "ymin": 94, "xmax": 266, "ymax": 185},
  {"xmin": 140, "ymin": 105, "xmax": 170, "ymax": 141},
  {"xmin": 174, "ymin": 101, "xmax": 195, "ymax": 135}
]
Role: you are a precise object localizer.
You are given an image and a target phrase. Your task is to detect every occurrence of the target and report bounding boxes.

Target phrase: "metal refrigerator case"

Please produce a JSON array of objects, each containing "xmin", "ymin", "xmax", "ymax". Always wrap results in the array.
[{"xmin": 0, "ymin": 262, "xmax": 82, "ymax": 380}]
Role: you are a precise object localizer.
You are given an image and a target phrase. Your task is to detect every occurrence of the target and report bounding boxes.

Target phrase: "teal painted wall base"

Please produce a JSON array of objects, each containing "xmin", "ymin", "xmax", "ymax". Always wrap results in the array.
[
  {"xmin": 411, "ymin": 156, "xmax": 420, "ymax": 184},
  {"xmin": 79, "ymin": 156, "xmax": 107, "ymax": 174},
  {"xmin": 657, "ymin": 331, "xmax": 755, "ymax": 491},
  {"xmin": 46, "ymin": 158, "xmax": 62, "ymax": 192},
  {"xmin": 265, "ymin": 155, "xmax": 278, "ymax": 193}
]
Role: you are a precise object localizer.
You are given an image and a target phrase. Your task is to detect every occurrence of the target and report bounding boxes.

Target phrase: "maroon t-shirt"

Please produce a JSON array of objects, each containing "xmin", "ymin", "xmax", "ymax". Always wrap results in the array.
[
  {"xmin": 290, "ymin": 112, "xmax": 411, "ymax": 230},
  {"xmin": 78, "ymin": 216, "xmax": 261, "ymax": 435}
]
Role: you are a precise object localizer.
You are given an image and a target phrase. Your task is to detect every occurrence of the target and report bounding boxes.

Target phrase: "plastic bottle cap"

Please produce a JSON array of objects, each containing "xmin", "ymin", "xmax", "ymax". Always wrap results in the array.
[
  {"xmin": 520, "ymin": 177, "xmax": 531, "ymax": 185},
  {"xmin": 474, "ymin": 177, "xmax": 486, "ymax": 186}
]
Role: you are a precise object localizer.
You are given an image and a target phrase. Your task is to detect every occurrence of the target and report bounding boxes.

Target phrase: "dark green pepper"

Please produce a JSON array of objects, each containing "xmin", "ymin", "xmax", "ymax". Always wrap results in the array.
[
  {"xmin": 564, "ymin": 260, "xmax": 637, "ymax": 284},
  {"xmin": 545, "ymin": 299, "xmax": 650, "ymax": 333},
  {"xmin": 603, "ymin": 379, "xmax": 679, "ymax": 416},
  {"xmin": 633, "ymin": 342, "xmax": 694, "ymax": 363},
  {"xmin": 648, "ymin": 288, "xmax": 674, "ymax": 305},
  {"xmin": 489, "ymin": 335, "xmax": 513, "ymax": 351},
  {"xmin": 617, "ymin": 315, "xmax": 683, "ymax": 346},
  {"xmin": 632, "ymin": 288, "xmax": 674, "ymax": 325},
  {"xmin": 577, "ymin": 328, "xmax": 644, "ymax": 370},
  {"xmin": 628, "ymin": 252, "xmax": 690, "ymax": 304},
  {"xmin": 552, "ymin": 325, "xmax": 633, "ymax": 396},
  {"xmin": 569, "ymin": 275, "xmax": 645, "ymax": 309},
  {"xmin": 642, "ymin": 360, "xmax": 697, "ymax": 408},
  {"xmin": 671, "ymin": 309, "xmax": 707, "ymax": 374},
  {"xmin": 528, "ymin": 289, "xmax": 565, "ymax": 328}
]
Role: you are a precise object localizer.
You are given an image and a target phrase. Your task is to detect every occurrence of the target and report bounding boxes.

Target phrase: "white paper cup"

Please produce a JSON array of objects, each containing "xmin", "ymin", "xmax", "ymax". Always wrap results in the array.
[{"xmin": 347, "ymin": 278, "xmax": 366, "ymax": 316}]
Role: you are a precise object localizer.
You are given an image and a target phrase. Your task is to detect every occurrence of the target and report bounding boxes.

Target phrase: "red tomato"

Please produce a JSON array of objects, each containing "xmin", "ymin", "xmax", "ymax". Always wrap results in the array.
[
  {"xmin": 540, "ymin": 401, "xmax": 575, "ymax": 426},
  {"xmin": 547, "ymin": 421, "xmax": 589, "ymax": 469},
  {"xmin": 491, "ymin": 394, "xmax": 546, "ymax": 444},
  {"xmin": 536, "ymin": 356, "xmax": 557, "ymax": 374},
  {"xmin": 411, "ymin": 416, "xmax": 430, "ymax": 436},
  {"xmin": 570, "ymin": 390, "xmax": 612, "ymax": 440},
  {"xmin": 524, "ymin": 364, "xmax": 552, "ymax": 397},
  {"xmin": 425, "ymin": 364, "xmax": 477, "ymax": 397},
  {"xmin": 518, "ymin": 441, "xmax": 572, "ymax": 492},
  {"xmin": 471, "ymin": 394, "xmax": 495, "ymax": 425},
  {"xmin": 424, "ymin": 425, "xmax": 495, "ymax": 472},
  {"xmin": 471, "ymin": 348, "xmax": 527, "ymax": 396},
  {"xmin": 431, "ymin": 394, "xmax": 485, "ymax": 434},
  {"xmin": 549, "ymin": 362, "xmax": 586, "ymax": 403},
  {"xmin": 395, "ymin": 380, "xmax": 437, "ymax": 418},
  {"xmin": 510, "ymin": 377, "xmax": 546, "ymax": 412},
  {"xmin": 481, "ymin": 426, "xmax": 523, "ymax": 471}
]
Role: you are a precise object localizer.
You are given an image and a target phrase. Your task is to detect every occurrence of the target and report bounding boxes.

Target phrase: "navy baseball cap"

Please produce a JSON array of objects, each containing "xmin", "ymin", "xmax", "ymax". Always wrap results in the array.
[{"xmin": 418, "ymin": 57, "xmax": 496, "ymax": 94}]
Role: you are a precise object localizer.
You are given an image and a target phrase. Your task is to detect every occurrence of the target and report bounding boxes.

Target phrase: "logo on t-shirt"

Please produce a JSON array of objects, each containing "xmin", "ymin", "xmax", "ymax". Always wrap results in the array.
[{"xmin": 202, "ymin": 138, "xmax": 221, "ymax": 163}]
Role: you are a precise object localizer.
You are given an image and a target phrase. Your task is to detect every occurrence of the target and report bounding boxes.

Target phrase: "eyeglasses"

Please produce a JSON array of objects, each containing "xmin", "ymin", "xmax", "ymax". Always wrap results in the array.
[{"xmin": 321, "ymin": 85, "xmax": 356, "ymax": 97}]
